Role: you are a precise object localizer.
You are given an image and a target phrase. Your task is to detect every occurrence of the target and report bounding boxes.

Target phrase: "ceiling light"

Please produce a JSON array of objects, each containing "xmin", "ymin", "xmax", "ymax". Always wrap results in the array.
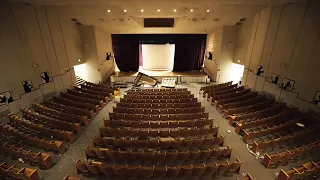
[
  {"xmin": 207, "ymin": 10, "xmax": 210, "ymax": 12},
  {"xmin": 124, "ymin": 9, "xmax": 127, "ymax": 12},
  {"xmin": 238, "ymin": 60, "xmax": 240, "ymax": 62},
  {"xmin": 174, "ymin": 9, "xmax": 177, "ymax": 12},
  {"xmin": 190, "ymin": 9, "xmax": 193, "ymax": 12},
  {"xmin": 141, "ymin": 9, "xmax": 144, "ymax": 12},
  {"xmin": 107, "ymin": 10, "xmax": 111, "ymax": 13},
  {"xmin": 157, "ymin": 9, "xmax": 160, "ymax": 12},
  {"xmin": 77, "ymin": 59, "xmax": 81, "ymax": 62}
]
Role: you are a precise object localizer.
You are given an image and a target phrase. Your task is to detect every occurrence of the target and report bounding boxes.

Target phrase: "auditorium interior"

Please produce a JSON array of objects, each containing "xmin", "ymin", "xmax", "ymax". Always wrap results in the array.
[{"xmin": 0, "ymin": 0, "xmax": 320, "ymax": 180}]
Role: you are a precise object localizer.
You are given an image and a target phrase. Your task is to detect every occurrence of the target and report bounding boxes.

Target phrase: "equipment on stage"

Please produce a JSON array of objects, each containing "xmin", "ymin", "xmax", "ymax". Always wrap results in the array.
[
  {"xmin": 133, "ymin": 72, "xmax": 157, "ymax": 86},
  {"xmin": 161, "ymin": 78, "xmax": 176, "ymax": 88}
]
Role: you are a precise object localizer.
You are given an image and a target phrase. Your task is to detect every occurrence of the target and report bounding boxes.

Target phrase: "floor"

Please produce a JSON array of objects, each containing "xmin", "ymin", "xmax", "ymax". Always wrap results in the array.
[{"xmin": 2, "ymin": 83, "xmax": 312, "ymax": 180}]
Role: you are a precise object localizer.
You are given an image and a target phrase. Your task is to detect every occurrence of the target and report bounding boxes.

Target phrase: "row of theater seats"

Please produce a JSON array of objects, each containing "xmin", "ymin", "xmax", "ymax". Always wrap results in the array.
[
  {"xmin": 113, "ymin": 106, "xmax": 205, "ymax": 114},
  {"xmin": 131, "ymin": 88, "xmax": 188, "ymax": 92},
  {"xmin": 72, "ymin": 87, "xmax": 243, "ymax": 179},
  {"xmin": 277, "ymin": 161, "xmax": 320, "ymax": 180},
  {"xmin": 104, "ymin": 118, "xmax": 213, "ymax": 128},
  {"xmin": 200, "ymin": 81, "xmax": 233, "ymax": 94},
  {"xmin": 0, "ymin": 82, "xmax": 114, "ymax": 180},
  {"xmin": 127, "ymin": 90, "xmax": 191, "ymax": 95},
  {"xmin": 120, "ymin": 98, "xmax": 198, "ymax": 103},
  {"xmin": 99, "ymin": 126, "xmax": 219, "ymax": 138},
  {"xmin": 109, "ymin": 112, "xmax": 209, "ymax": 121},
  {"xmin": 84, "ymin": 146, "xmax": 233, "ymax": 162},
  {"xmin": 0, "ymin": 162, "xmax": 40, "ymax": 180},
  {"xmin": 124, "ymin": 94, "xmax": 195, "ymax": 99},
  {"xmin": 75, "ymin": 159, "xmax": 242, "ymax": 178},
  {"xmin": 92, "ymin": 135, "xmax": 225, "ymax": 149}
]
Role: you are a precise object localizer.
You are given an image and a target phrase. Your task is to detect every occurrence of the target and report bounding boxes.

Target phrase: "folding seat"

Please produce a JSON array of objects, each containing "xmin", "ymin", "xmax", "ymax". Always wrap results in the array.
[
  {"xmin": 133, "ymin": 114, "xmax": 143, "ymax": 121},
  {"xmin": 144, "ymin": 109, "xmax": 152, "ymax": 114},
  {"xmin": 166, "ymin": 151, "xmax": 178, "ymax": 162},
  {"xmin": 293, "ymin": 146, "xmax": 305, "ymax": 160},
  {"xmin": 166, "ymin": 103, "xmax": 174, "ymax": 108},
  {"xmin": 303, "ymin": 161, "xmax": 320, "ymax": 177},
  {"xmin": 154, "ymin": 166, "xmax": 166, "ymax": 178},
  {"xmin": 126, "ymin": 165, "xmax": 140, "ymax": 178},
  {"xmin": 126, "ymin": 151, "xmax": 140, "ymax": 162},
  {"xmin": 86, "ymin": 161, "xmax": 101, "ymax": 174},
  {"xmin": 152, "ymin": 109, "xmax": 160, "ymax": 115},
  {"xmin": 169, "ymin": 129, "xmax": 179, "ymax": 138},
  {"xmin": 154, "ymin": 151, "xmax": 166, "ymax": 163},
  {"xmin": 200, "ymin": 128, "xmax": 210, "ymax": 136},
  {"xmin": 107, "ymin": 150, "xmax": 119, "ymax": 161},
  {"xmin": 160, "ymin": 114, "xmax": 168, "ymax": 120},
  {"xmin": 131, "ymin": 121, "xmax": 140, "ymax": 128},
  {"xmin": 167, "ymin": 109, "xmax": 176, "ymax": 114},
  {"xmin": 140, "ymin": 166, "xmax": 154, "ymax": 178},
  {"xmin": 199, "ymin": 149, "xmax": 212, "ymax": 161},
  {"xmin": 141, "ymin": 121, "xmax": 149, "ymax": 128},
  {"xmin": 138, "ymin": 129, "xmax": 149, "ymax": 138},
  {"xmin": 194, "ymin": 113, "xmax": 201, "ymax": 119},
  {"xmin": 196, "ymin": 119, "xmax": 206, "ymax": 128},
  {"xmin": 189, "ymin": 150, "xmax": 201, "ymax": 160},
  {"xmin": 136, "ymin": 109, "xmax": 144, "ymax": 114},
  {"xmin": 216, "ymin": 161, "xmax": 231, "ymax": 176},
  {"xmin": 143, "ymin": 114, "xmax": 150, "ymax": 120},
  {"xmin": 166, "ymin": 166, "xmax": 180, "ymax": 178},
  {"xmin": 190, "ymin": 129, "xmax": 200, "ymax": 137},
  {"xmin": 180, "ymin": 129, "xmax": 190, "ymax": 137},
  {"xmin": 205, "ymin": 119, "xmax": 213, "ymax": 126},
  {"xmin": 115, "ymin": 128, "xmax": 128, "ymax": 138},
  {"xmin": 193, "ymin": 138, "xmax": 204, "ymax": 148},
  {"xmin": 160, "ymin": 99, "xmax": 166, "ymax": 103},
  {"xmin": 159, "ymin": 129, "xmax": 169, "ymax": 137},
  {"xmin": 144, "ymin": 104, "xmax": 151, "ymax": 108},
  {"xmin": 180, "ymin": 139, "xmax": 193, "ymax": 149},
  {"xmin": 227, "ymin": 158, "xmax": 242, "ymax": 174},
  {"xmin": 210, "ymin": 126, "xmax": 219, "ymax": 136},
  {"xmin": 186, "ymin": 114, "xmax": 194, "ymax": 120},
  {"xmin": 146, "ymin": 99, "xmax": 152, "ymax": 103},
  {"xmin": 201, "ymin": 113, "xmax": 209, "ymax": 119},
  {"xmin": 211, "ymin": 148, "xmax": 223, "ymax": 159},
  {"xmin": 151, "ymin": 115, "xmax": 160, "ymax": 121},
  {"xmin": 125, "ymin": 114, "xmax": 133, "ymax": 120},
  {"xmin": 99, "ymin": 164, "xmax": 114, "ymax": 177},
  {"xmin": 113, "ymin": 165, "xmax": 127, "ymax": 177},
  {"xmin": 159, "ymin": 103, "xmax": 166, "ymax": 108},
  {"xmin": 193, "ymin": 163, "xmax": 206, "ymax": 176},
  {"xmin": 113, "ymin": 138, "xmax": 123, "ymax": 147},
  {"xmin": 187, "ymin": 120, "xmax": 197, "ymax": 128},
  {"xmin": 179, "ymin": 165, "xmax": 193, "ymax": 177},
  {"xmin": 127, "ymin": 129, "xmax": 138, "ymax": 137},
  {"xmin": 142, "ymin": 151, "xmax": 154, "ymax": 161},
  {"xmin": 159, "ymin": 140, "xmax": 171, "ymax": 149},
  {"xmin": 222, "ymin": 146, "xmax": 232, "ymax": 158},
  {"xmin": 84, "ymin": 147, "xmax": 96, "ymax": 159},
  {"xmin": 136, "ymin": 140, "xmax": 148, "ymax": 149},
  {"xmin": 148, "ymin": 139, "xmax": 158, "ymax": 149},
  {"xmin": 277, "ymin": 151, "xmax": 290, "ymax": 166},
  {"xmin": 100, "ymin": 127, "xmax": 111, "ymax": 137},
  {"xmin": 179, "ymin": 121, "xmax": 189, "ymax": 128},
  {"xmin": 75, "ymin": 159, "xmax": 89, "ymax": 174},
  {"xmin": 29, "ymin": 152, "xmax": 41, "ymax": 165},
  {"xmin": 204, "ymin": 163, "xmax": 219, "ymax": 176},
  {"xmin": 159, "ymin": 122, "xmax": 168, "ymax": 128},
  {"xmin": 177, "ymin": 151, "xmax": 189, "ymax": 161},
  {"xmin": 117, "ymin": 113, "xmax": 126, "ymax": 120},
  {"xmin": 95, "ymin": 148, "xmax": 109, "ymax": 159},
  {"xmin": 170, "ymin": 139, "xmax": 182, "ymax": 149},
  {"xmin": 184, "ymin": 108, "xmax": 191, "ymax": 113},
  {"xmin": 160, "ymin": 109, "xmax": 167, "ymax": 114},
  {"xmin": 119, "ymin": 150, "xmax": 130, "ymax": 161},
  {"xmin": 149, "ymin": 129, "xmax": 159, "ymax": 137}
]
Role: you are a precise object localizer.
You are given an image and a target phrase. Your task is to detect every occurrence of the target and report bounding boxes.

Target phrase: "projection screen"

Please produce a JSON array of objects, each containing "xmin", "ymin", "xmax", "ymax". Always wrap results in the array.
[{"xmin": 142, "ymin": 44, "xmax": 175, "ymax": 71}]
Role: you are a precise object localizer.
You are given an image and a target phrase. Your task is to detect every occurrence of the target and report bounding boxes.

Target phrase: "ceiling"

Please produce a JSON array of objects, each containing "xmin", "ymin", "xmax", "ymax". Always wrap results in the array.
[{"xmin": 9, "ymin": 0, "xmax": 309, "ymax": 33}]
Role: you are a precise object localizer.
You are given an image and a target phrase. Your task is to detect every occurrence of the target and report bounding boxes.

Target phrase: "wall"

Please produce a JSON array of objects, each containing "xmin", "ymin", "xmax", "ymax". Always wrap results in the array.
[
  {"xmin": 240, "ymin": 1, "xmax": 320, "ymax": 112},
  {"xmin": 204, "ymin": 27, "xmax": 223, "ymax": 81},
  {"xmin": 0, "ymin": 3, "xmax": 84, "ymax": 113},
  {"xmin": 95, "ymin": 28, "xmax": 114, "ymax": 82}
]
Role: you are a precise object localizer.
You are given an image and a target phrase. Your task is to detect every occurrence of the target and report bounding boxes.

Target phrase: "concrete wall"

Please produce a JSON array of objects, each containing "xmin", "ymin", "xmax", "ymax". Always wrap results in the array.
[
  {"xmin": 239, "ymin": 1, "xmax": 320, "ymax": 112},
  {"xmin": 0, "ymin": 3, "xmax": 84, "ymax": 113}
]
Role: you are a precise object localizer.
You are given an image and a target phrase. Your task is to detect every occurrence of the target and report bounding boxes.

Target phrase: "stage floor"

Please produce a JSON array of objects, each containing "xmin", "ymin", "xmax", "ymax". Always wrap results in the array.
[
  {"xmin": 111, "ymin": 70, "xmax": 208, "ymax": 83},
  {"xmin": 113, "ymin": 70, "xmax": 207, "ymax": 77}
]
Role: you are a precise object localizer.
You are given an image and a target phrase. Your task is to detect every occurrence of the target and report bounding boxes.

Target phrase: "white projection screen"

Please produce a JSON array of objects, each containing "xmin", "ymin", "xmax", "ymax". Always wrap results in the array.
[{"xmin": 142, "ymin": 44, "xmax": 175, "ymax": 71}]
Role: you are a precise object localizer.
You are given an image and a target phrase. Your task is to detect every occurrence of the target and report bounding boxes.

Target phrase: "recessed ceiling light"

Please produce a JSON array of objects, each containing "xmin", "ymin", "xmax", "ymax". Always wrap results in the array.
[
  {"xmin": 124, "ymin": 9, "xmax": 127, "ymax": 12},
  {"xmin": 157, "ymin": 9, "xmax": 160, "ymax": 12},
  {"xmin": 207, "ymin": 10, "xmax": 210, "ymax": 12},
  {"xmin": 174, "ymin": 9, "xmax": 177, "ymax": 12},
  {"xmin": 107, "ymin": 9, "xmax": 111, "ymax": 13},
  {"xmin": 190, "ymin": 9, "xmax": 193, "ymax": 12},
  {"xmin": 238, "ymin": 60, "xmax": 240, "ymax": 62},
  {"xmin": 141, "ymin": 9, "xmax": 144, "ymax": 12}
]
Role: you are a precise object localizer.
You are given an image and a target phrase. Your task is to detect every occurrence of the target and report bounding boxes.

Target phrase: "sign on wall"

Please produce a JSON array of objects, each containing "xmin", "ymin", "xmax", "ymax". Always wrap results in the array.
[
  {"xmin": 312, "ymin": 91, "xmax": 320, "ymax": 106},
  {"xmin": 281, "ymin": 78, "xmax": 295, "ymax": 91},
  {"xmin": 22, "ymin": 80, "xmax": 34, "ymax": 93},
  {"xmin": 255, "ymin": 65, "xmax": 264, "ymax": 76},
  {"xmin": 267, "ymin": 73, "xmax": 280, "ymax": 85},
  {"xmin": 40, "ymin": 71, "xmax": 51, "ymax": 84},
  {"xmin": 106, "ymin": 52, "xmax": 113, "ymax": 60},
  {"xmin": 0, "ymin": 91, "xmax": 13, "ymax": 106}
]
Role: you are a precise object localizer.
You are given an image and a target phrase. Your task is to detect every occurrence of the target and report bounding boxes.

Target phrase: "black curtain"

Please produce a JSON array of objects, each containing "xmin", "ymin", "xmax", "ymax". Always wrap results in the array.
[
  {"xmin": 112, "ymin": 35, "xmax": 139, "ymax": 72},
  {"xmin": 111, "ymin": 34, "xmax": 206, "ymax": 72}
]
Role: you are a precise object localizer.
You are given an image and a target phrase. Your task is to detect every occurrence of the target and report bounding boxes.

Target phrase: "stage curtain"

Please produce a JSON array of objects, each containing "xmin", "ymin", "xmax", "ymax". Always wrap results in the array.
[
  {"xmin": 112, "ymin": 35, "xmax": 140, "ymax": 72},
  {"xmin": 173, "ymin": 34, "xmax": 207, "ymax": 71}
]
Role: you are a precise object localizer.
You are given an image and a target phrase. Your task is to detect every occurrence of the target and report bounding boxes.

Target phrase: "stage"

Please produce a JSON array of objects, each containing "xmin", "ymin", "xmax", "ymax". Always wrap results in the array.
[{"xmin": 110, "ymin": 70, "xmax": 208, "ymax": 83}]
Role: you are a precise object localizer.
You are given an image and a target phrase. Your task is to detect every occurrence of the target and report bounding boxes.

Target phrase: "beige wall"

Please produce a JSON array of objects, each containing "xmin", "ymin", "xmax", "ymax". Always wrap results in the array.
[
  {"xmin": 239, "ymin": 1, "xmax": 320, "ymax": 112},
  {"xmin": 0, "ymin": 3, "xmax": 84, "ymax": 113},
  {"xmin": 204, "ymin": 27, "xmax": 223, "ymax": 81}
]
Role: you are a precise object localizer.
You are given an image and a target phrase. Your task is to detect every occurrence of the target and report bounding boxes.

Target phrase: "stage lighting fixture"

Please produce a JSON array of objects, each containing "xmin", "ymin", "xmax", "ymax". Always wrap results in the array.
[
  {"xmin": 141, "ymin": 9, "xmax": 144, "ymax": 12},
  {"xmin": 107, "ymin": 9, "xmax": 110, "ymax": 12},
  {"xmin": 190, "ymin": 9, "xmax": 193, "ymax": 12},
  {"xmin": 157, "ymin": 9, "xmax": 160, "ymax": 12},
  {"xmin": 124, "ymin": 9, "xmax": 127, "ymax": 12}
]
